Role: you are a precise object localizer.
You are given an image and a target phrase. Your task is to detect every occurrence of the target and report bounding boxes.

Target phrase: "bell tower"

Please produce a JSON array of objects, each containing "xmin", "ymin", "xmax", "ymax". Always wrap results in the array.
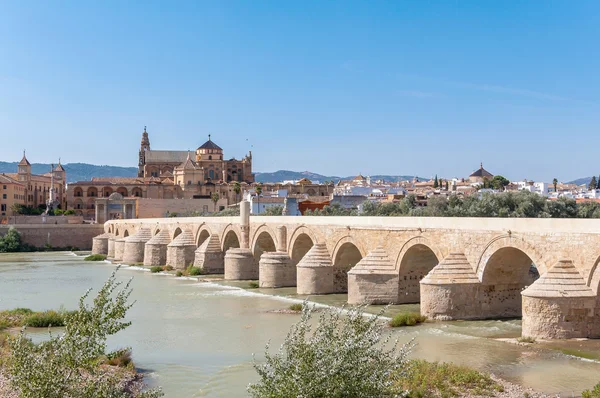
[{"xmin": 138, "ymin": 126, "xmax": 151, "ymax": 177}]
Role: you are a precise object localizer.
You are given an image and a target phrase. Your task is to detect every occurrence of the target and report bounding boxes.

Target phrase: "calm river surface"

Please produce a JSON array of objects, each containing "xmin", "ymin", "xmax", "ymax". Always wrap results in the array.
[{"xmin": 1, "ymin": 252, "xmax": 600, "ymax": 397}]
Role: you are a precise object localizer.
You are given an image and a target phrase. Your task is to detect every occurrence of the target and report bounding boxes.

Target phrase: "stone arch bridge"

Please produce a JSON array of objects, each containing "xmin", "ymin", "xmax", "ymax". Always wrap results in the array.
[{"xmin": 92, "ymin": 204, "xmax": 600, "ymax": 340}]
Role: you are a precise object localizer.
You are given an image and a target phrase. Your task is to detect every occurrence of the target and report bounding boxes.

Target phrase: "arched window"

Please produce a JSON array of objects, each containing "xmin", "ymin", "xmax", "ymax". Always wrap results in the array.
[
  {"xmin": 209, "ymin": 170, "xmax": 215, "ymax": 180},
  {"xmin": 209, "ymin": 155, "xmax": 212, "ymax": 160}
]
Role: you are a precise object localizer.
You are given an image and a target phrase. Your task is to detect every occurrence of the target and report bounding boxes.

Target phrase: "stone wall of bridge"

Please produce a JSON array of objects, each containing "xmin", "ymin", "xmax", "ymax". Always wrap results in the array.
[{"xmin": 95, "ymin": 212, "xmax": 600, "ymax": 339}]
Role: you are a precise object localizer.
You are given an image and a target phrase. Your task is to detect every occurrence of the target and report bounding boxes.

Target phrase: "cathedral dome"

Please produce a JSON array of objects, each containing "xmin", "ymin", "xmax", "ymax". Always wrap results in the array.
[{"xmin": 197, "ymin": 135, "xmax": 222, "ymax": 152}]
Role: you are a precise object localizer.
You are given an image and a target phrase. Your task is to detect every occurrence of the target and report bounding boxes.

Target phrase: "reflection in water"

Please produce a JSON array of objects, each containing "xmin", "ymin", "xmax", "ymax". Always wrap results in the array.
[{"xmin": 1, "ymin": 252, "xmax": 599, "ymax": 397}]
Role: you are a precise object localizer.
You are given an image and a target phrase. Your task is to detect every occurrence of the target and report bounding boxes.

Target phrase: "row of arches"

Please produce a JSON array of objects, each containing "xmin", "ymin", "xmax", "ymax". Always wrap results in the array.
[{"xmin": 73, "ymin": 187, "xmax": 143, "ymax": 198}]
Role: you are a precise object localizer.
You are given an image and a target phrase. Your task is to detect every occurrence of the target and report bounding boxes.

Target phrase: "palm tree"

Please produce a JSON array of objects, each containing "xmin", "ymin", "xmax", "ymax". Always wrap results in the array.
[
  {"xmin": 233, "ymin": 181, "xmax": 241, "ymax": 203},
  {"xmin": 553, "ymin": 178, "xmax": 558, "ymax": 193},
  {"xmin": 210, "ymin": 192, "xmax": 220, "ymax": 213}
]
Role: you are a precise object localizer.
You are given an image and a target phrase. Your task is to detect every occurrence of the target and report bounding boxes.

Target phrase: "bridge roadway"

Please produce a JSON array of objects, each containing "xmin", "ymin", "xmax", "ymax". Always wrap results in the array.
[{"xmin": 92, "ymin": 203, "xmax": 600, "ymax": 340}]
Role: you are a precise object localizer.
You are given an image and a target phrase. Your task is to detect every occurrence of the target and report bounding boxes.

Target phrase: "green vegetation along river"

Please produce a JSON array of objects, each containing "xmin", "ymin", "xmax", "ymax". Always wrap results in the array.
[{"xmin": 1, "ymin": 252, "xmax": 600, "ymax": 397}]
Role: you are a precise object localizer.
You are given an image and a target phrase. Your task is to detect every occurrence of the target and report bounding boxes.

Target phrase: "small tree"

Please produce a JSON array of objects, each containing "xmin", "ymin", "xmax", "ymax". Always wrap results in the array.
[
  {"xmin": 232, "ymin": 181, "xmax": 241, "ymax": 203},
  {"xmin": 9, "ymin": 267, "xmax": 163, "ymax": 398},
  {"xmin": 248, "ymin": 304, "xmax": 411, "ymax": 397},
  {"xmin": 597, "ymin": 175, "xmax": 600, "ymax": 190},
  {"xmin": 210, "ymin": 192, "xmax": 220, "ymax": 212},
  {"xmin": 0, "ymin": 227, "xmax": 22, "ymax": 253},
  {"xmin": 445, "ymin": 179, "xmax": 449, "ymax": 191},
  {"xmin": 590, "ymin": 176, "xmax": 597, "ymax": 191},
  {"xmin": 433, "ymin": 175, "xmax": 439, "ymax": 188},
  {"xmin": 553, "ymin": 178, "xmax": 558, "ymax": 192}
]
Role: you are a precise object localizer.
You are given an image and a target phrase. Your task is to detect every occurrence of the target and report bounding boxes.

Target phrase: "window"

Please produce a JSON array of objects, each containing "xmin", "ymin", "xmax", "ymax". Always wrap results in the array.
[
  {"xmin": 2, "ymin": 185, "xmax": 6, "ymax": 189},
  {"xmin": 2, "ymin": 194, "xmax": 6, "ymax": 199},
  {"xmin": 1, "ymin": 204, "xmax": 6, "ymax": 211}
]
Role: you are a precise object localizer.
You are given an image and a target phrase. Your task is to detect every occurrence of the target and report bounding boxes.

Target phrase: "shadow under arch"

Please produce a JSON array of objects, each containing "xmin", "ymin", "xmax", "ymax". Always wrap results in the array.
[
  {"xmin": 252, "ymin": 230, "xmax": 276, "ymax": 265},
  {"xmin": 395, "ymin": 236, "xmax": 442, "ymax": 304},
  {"xmin": 172, "ymin": 227, "xmax": 182, "ymax": 240},
  {"xmin": 221, "ymin": 224, "xmax": 241, "ymax": 253},
  {"xmin": 288, "ymin": 226, "xmax": 318, "ymax": 266},
  {"xmin": 331, "ymin": 236, "xmax": 365, "ymax": 293},
  {"xmin": 477, "ymin": 236, "xmax": 543, "ymax": 318},
  {"xmin": 587, "ymin": 255, "xmax": 600, "ymax": 295}
]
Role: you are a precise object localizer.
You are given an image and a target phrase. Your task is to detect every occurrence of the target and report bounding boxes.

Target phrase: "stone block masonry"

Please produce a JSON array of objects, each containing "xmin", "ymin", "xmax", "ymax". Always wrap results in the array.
[{"xmin": 1, "ymin": 224, "xmax": 104, "ymax": 250}]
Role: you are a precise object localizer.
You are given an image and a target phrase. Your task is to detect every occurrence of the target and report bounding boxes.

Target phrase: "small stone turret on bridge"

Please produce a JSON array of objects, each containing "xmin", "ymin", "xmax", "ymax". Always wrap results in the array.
[{"xmin": 92, "ymin": 202, "xmax": 600, "ymax": 340}]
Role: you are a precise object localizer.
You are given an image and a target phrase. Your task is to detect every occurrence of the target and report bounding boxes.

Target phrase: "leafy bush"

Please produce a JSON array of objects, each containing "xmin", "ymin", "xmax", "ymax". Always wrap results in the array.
[
  {"xmin": 396, "ymin": 360, "xmax": 503, "ymax": 397},
  {"xmin": 248, "ymin": 281, "xmax": 259, "ymax": 289},
  {"xmin": 106, "ymin": 348, "xmax": 134, "ymax": 368},
  {"xmin": 8, "ymin": 267, "xmax": 163, "ymax": 397},
  {"xmin": 248, "ymin": 304, "xmax": 411, "ymax": 397},
  {"xmin": 150, "ymin": 266, "xmax": 163, "ymax": 273},
  {"xmin": 84, "ymin": 254, "xmax": 107, "ymax": 261},
  {"xmin": 25, "ymin": 310, "xmax": 66, "ymax": 328},
  {"xmin": 0, "ymin": 227, "xmax": 23, "ymax": 253},
  {"xmin": 288, "ymin": 303, "xmax": 303, "ymax": 312},
  {"xmin": 187, "ymin": 266, "xmax": 203, "ymax": 276},
  {"xmin": 175, "ymin": 271, "xmax": 183, "ymax": 277},
  {"xmin": 164, "ymin": 265, "xmax": 174, "ymax": 271},
  {"xmin": 389, "ymin": 313, "xmax": 427, "ymax": 327},
  {"xmin": 583, "ymin": 383, "xmax": 600, "ymax": 398}
]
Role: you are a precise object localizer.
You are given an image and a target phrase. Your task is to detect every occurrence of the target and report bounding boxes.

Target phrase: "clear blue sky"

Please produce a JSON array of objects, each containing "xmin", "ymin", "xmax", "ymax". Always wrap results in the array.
[{"xmin": 1, "ymin": 1, "xmax": 598, "ymax": 182}]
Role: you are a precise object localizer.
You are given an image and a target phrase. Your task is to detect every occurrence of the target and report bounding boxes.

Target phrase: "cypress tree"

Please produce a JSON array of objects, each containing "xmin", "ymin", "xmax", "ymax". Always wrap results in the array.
[
  {"xmin": 433, "ymin": 175, "xmax": 439, "ymax": 188},
  {"xmin": 589, "ymin": 176, "xmax": 597, "ymax": 191},
  {"xmin": 597, "ymin": 175, "xmax": 600, "ymax": 189}
]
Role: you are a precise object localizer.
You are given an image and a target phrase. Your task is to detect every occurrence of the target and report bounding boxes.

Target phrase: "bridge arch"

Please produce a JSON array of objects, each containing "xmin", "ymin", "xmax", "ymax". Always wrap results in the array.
[
  {"xmin": 221, "ymin": 224, "xmax": 241, "ymax": 252},
  {"xmin": 288, "ymin": 226, "xmax": 318, "ymax": 265},
  {"xmin": 477, "ymin": 235, "xmax": 544, "ymax": 318},
  {"xmin": 172, "ymin": 227, "xmax": 183, "ymax": 240},
  {"xmin": 395, "ymin": 236, "xmax": 442, "ymax": 303},
  {"xmin": 332, "ymin": 236, "xmax": 365, "ymax": 293},
  {"xmin": 195, "ymin": 224, "xmax": 213, "ymax": 247},
  {"xmin": 123, "ymin": 229, "xmax": 130, "ymax": 238},
  {"xmin": 587, "ymin": 255, "xmax": 600, "ymax": 295},
  {"xmin": 252, "ymin": 225, "xmax": 277, "ymax": 265}
]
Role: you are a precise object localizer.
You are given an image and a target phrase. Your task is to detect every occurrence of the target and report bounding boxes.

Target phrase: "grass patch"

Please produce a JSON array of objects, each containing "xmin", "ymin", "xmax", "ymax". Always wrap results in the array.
[
  {"xmin": 396, "ymin": 360, "xmax": 503, "ymax": 397},
  {"xmin": 517, "ymin": 336, "xmax": 536, "ymax": 344},
  {"xmin": 25, "ymin": 310, "xmax": 69, "ymax": 328},
  {"xmin": 559, "ymin": 348, "xmax": 600, "ymax": 361},
  {"xmin": 150, "ymin": 266, "xmax": 163, "ymax": 273},
  {"xmin": 164, "ymin": 265, "xmax": 174, "ymax": 271},
  {"xmin": 106, "ymin": 348, "xmax": 134, "ymax": 368},
  {"xmin": 248, "ymin": 281, "xmax": 260, "ymax": 289},
  {"xmin": 176, "ymin": 271, "xmax": 183, "ymax": 277},
  {"xmin": 84, "ymin": 254, "xmax": 107, "ymax": 261},
  {"xmin": 187, "ymin": 266, "xmax": 204, "ymax": 276},
  {"xmin": 583, "ymin": 383, "xmax": 600, "ymax": 398},
  {"xmin": 389, "ymin": 313, "xmax": 427, "ymax": 327},
  {"xmin": 289, "ymin": 303, "xmax": 303, "ymax": 312}
]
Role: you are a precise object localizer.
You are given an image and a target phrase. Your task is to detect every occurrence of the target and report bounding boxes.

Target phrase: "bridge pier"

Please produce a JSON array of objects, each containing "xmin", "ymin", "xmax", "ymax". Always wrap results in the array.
[
  {"xmin": 123, "ymin": 228, "xmax": 152, "ymax": 264},
  {"xmin": 522, "ymin": 260, "xmax": 600, "ymax": 339},
  {"xmin": 420, "ymin": 253, "xmax": 482, "ymax": 320},
  {"xmin": 193, "ymin": 234, "xmax": 224, "ymax": 274},
  {"xmin": 113, "ymin": 238, "xmax": 126, "ymax": 262},
  {"xmin": 107, "ymin": 235, "xmax": 116, "ymax": 259},
  {"xmin": 92, "ymin": 233, "xmax": 111, "ymax": 255},
  {"xmin": 259, "ymin": 252, "xmax": 295, "ymax": 287},
  {"xmin": 144, "ymin": 230, "xmax": 171, "ymax": 266},
  {"xmin": 348, "ymin": 247, "xmax": 398, "ymax": 304},
  {"xmin": 297, "ymin": 243, "xmax": 334, "ymax": 295},
  {"xmin": 167, "ymin": 230, "xmax": 196, "ymax": 270},
  {"xmin": 224, "ymin": 248, "xmax": 256, "ymax": 280}
]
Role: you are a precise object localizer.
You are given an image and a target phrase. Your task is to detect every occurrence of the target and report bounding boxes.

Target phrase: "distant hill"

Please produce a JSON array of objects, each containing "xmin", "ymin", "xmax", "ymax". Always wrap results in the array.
[
  {"xmin": 255, "ymin": 170, "xmax": 415, "ymax": 183},
  {"xmin": 567, "ymin": 177, "xmax": 593, "ymax": 186},
  {"xmin": 0, "ymin": 161, "xmax": 138, "ymax": 183},
  {"xmin": 0, "ymin": 162, "xmax": 415, "ymax": 185}
]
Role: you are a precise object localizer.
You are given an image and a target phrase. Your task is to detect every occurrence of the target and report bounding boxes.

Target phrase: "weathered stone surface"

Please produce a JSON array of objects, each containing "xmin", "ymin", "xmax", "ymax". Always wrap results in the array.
[
  {"xmin": 193, "ymin": 234, "xmax": 224, "ymax": 273},
  {"xmin": 92, "ymin": 233, "xmax": 111, "ymax": 255},
  {"xmin": 166, "ymin": 230, "xmax": 196, "ymax": 270},
  {"xmin": 113, "ymin": 238, "xmax": 126, "ymax": 262},
  {"xmin": 259, "ymin": 251, "xmax": 295, "ymax": 288},
  {"xmin": 297, "ymin": 243, "xmax": 333, "ymax": 295},
  {"xmin": 348, "ymin": 247, "xmax": 398, "ymax": 304},
  {"xmin": 143, "ymin": 229, "xmax": 171, "ymax": 266},
  {"xmin": 522, "ymin": 260, "xmax": 599, "ymax": 339},
  {"xmin": 420, "ymin": 253, "xmax": 482, "ymax": 320},
  {"xmin": 107, "ymin": 236, "xmax": 116, "ymax": 259},
  {"xmin": 224, "ymin": 248, "xmax": 256, "ymax": 280},
  {"xmin": 122, "ymin": 228, "xmax": 152, "ymax": 264}
]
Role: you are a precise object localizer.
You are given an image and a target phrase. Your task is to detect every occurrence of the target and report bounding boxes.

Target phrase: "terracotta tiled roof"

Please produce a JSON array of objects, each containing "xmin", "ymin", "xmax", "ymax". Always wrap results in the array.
[
  {"xmin": 0, "ymin": 174, "xmax": 23, "ymax": 185},
  {"xmin": 144, "ymin": 150, "xmax": 191, "ymax": 163}
]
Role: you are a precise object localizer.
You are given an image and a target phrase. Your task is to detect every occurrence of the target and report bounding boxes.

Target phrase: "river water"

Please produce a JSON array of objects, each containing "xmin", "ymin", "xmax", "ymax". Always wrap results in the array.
[{"xmin": 1, "ymin": 252, "xmax": 600, "ymax": 397}]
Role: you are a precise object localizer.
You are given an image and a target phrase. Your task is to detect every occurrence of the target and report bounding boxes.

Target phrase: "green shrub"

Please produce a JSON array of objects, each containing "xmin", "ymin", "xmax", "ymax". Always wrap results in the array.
[
  {"xmin": 25, "ymin": 310, "xmax": 66, "ymax": 328},
  {"xmin": 583, "ymin": 383, "xmax": 600, "ymax": 398},
  {"xmin": 187, "ymin": 266, "xmax": 203, "ymax": 276},
  {"xmin": 248, "ymin": 281, "xmax": 259, "ymax": 289},
  {"xmin": 150, "ymin": 266, "xmax": 163, "ymax": 273},
  {"xmin": 248, "ymin": 304, "xmax": 411, "ymax": 397},
  {"xmin": 389, "ymin": 313, "xmax": 427, "ymax": 327},
  {"xmin": 106, "ymin": 348, "xmax": 134, "ymax": 368},
  {"xmin": 175, "ymin": 271, "xmax": 183, "ymax": 277},
  {"xmin": 289, "ymin": 303, "xmax": 303, "ymax": 312},
  {"xmin": 84, "ymin": 254, "xmax": 107, "ymax": 261},
  {"xmin": 164, "ymin": 265, "xmax": 174, "ymax": 271},
  {"xmin": 396, "ymin": 359, "xmax": 503, "ymax": 397}
]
